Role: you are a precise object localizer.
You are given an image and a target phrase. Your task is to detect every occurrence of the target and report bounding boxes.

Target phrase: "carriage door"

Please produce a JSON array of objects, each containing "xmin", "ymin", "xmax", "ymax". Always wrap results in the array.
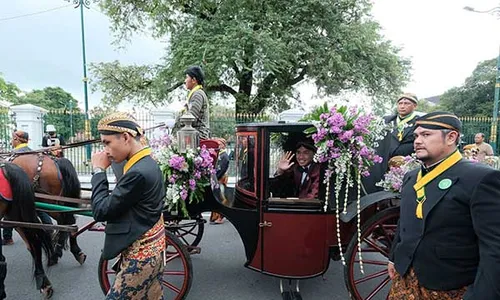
[{"xmin": 259, "ymin": 131, "xmax": 330, "ymax": 278}]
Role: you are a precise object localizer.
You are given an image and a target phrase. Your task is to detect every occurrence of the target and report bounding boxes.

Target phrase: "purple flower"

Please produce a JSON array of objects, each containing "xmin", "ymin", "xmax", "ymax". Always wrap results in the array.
[
  {"xmin": 313, "ymin": 127, "xmax": 328, "ymax": 143},
  {"xmin": 169, "ymin": 155, "xmax": 187, "ymax": 171},
  {"xmin": 353, "ymin": 115, "xmax": 372, "ymax": 134},
  {"xmin": 373, "ymin": 155, "xmax": 383, "ymax": 164},
  {"xmin": 189, "ymin": 179, "xmax": 196, "ymax": 191},
  {"xmin": 180, "ymin": 188, "xmax": 188, "ymax": 201},
  {"xmin": 339, "ymin": 130, "xmax": 354, "ymax": 142},
  {"xmin": 359, "ymin": 146, "xmax": 370, "ymax": 158},
  {"xmin": 194, "ymin": 156, "xmax": 203, "ymax": 167},
  {"xmin": 199, "ymin": 147, "xmax": 214, "ymax": 168},
  {"xmin": 330, "ymin": 126, "xmax": 342, "ymax": 134},
  {"xmin": 327, "ymin": 113, "xmax": 347, "ymax": 129}
]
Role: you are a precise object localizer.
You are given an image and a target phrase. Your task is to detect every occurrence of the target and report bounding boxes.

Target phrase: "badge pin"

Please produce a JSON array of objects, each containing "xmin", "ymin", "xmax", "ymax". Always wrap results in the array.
[{"xmin": 438, "ymin": 178, "xmax": 452, "ymax": 190}]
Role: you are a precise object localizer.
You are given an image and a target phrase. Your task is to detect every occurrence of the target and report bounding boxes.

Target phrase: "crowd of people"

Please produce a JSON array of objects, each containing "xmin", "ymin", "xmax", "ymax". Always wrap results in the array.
[{"xmin": 4, "ymin": 62, "xmax": 500, "ymax": 298}]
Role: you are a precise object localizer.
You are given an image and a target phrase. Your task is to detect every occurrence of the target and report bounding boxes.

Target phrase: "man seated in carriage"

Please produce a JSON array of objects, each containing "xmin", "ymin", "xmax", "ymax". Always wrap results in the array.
[{"xmin": 271, "ymin": 139, "xmax": 321, "ymax": 199}]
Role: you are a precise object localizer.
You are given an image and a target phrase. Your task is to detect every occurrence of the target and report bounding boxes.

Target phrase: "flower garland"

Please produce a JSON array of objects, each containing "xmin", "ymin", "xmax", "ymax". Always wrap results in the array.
[
  {"xmin": 305, "ymin": 104, "xmax": 388, "ymax": 272},
  {"xmin": 376, "ymin": 154, "xmax": 421, "ymax": 193},
  {"xmin": 150, "ymin": 128, "xmax": 215, "ymax": 217}
]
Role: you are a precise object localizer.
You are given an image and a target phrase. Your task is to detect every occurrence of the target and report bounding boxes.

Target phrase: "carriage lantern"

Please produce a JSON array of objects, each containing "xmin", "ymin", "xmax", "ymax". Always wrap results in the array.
[{"xmin": 177, "ymin": 111, "xmax": 199, "ymax": 153}]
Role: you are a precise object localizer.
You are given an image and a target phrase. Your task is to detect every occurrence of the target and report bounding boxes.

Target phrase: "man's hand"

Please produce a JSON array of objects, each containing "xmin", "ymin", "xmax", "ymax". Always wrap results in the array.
[
  {"xmin": 388, "ymin": 262, "xmax": 396, "ymax": 280},
  {"xmin": 92, "ymin": 151, "xmax": 111, "ymax": 169},
  {"xmin": 276, "ymin": 151, "xmax": 295, "ymax": 175}
]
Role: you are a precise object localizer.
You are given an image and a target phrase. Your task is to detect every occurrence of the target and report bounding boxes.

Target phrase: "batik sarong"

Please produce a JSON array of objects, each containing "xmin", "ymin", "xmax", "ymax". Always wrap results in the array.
[
  {"xmin": 388, "ymin": 268, "xmax": 467, "ymax": 300},
  {"xmin": 106, "ymin": 216, "xmax": 166, "ymax": 300}
]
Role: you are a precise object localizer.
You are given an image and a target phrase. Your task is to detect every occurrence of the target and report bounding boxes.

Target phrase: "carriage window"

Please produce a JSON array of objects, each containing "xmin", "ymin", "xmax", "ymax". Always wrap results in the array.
[
  {"xmin": 236, "ymin": 134, "xmax": 256, "ymax": 194},
  {"xmin": 268, "ymin": 132, "xmax": 322, "ymax": 201}
]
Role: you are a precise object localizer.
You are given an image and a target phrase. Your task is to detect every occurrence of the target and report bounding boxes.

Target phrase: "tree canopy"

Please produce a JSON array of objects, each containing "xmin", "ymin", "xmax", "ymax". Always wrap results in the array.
[
  {"xmin": 92, "ymin": 0, "xmax": 411, "ymax": 114},
  {"xmin": 0, "ymin": 74, "xmax": 20, "ymax": 103},
  {"xmin": 439, "ymin": 58, "xmax": 497, "ymax": 117},
  {"xmin": 15, "ymin": 87, "xmax": 84, "ymax": 140},
  {"xmin": 14, "ymin": 87, "xmax": 79, "ymax": 111}
]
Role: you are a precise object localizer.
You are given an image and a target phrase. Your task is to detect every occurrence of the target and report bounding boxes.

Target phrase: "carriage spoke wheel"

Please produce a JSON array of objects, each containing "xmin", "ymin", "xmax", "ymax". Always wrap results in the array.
[
  {"xmin": 98, "ymin": 230, "xmax": 193, "ymax": 300},
  {"xmin": 165, "ymin": 215, "xmax": 205, "ymax": 248},
  {"xmin": 344, "ymin": 206, "xmax": 399, "ymax": 300}
]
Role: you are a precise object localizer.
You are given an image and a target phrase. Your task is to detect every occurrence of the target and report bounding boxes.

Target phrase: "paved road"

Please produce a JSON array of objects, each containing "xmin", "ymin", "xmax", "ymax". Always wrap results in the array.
[{"xmin": 3, "ymin": 215, "xmax": 387, "ymax": 300}]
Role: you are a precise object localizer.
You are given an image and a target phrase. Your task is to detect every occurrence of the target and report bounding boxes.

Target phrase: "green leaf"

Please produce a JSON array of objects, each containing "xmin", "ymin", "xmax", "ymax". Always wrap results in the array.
[{"xmin": 93, "ymin": 0, "xmax": 410, "ymax": 114}]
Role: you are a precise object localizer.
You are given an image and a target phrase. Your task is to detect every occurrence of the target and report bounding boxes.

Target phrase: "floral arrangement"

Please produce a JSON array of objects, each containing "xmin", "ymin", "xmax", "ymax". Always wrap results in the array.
[
  {"xmin": 150, "ymin": 128, "xmax": 215, "ymax": 217},
  {"xmin": 304, "ymin": 103, "xmax": 389, "ymax": 272},
  {"xmin": 482, "ymin": 155, "xmax": 500, "ymax": 167},
  {"xmin": 376, "ymin": 155, "xmax": 421, "ymax": 193}
]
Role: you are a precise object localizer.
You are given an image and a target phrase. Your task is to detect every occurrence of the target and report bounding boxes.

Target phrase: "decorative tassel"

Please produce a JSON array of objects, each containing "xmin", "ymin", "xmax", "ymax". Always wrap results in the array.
[{"xmin": 416, "ymin": 201, "xmax": 423, "ymax": 219}]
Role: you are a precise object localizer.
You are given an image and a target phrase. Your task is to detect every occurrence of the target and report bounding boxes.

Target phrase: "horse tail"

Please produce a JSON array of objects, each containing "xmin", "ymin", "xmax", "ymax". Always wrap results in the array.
[
  {"xmin": 55, "ymin": 157, "xmax": 81, "ymax": 199},
  {"xmin": 1, "ymin": 163, "xmax": 54, "ymax": 265},
  {"xmin": 22, "ymin": 228, "xmax": 54, "ymax": 269},
  {"xmin": 2, "ymin": 163, "xmax": 38, "ymax": 222}
]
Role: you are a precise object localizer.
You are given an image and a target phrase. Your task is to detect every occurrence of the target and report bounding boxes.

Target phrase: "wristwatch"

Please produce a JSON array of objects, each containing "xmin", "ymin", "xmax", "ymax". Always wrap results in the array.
[{"xmin": 91, "ymin": 167, "xmax": 106, "ymax": 175}]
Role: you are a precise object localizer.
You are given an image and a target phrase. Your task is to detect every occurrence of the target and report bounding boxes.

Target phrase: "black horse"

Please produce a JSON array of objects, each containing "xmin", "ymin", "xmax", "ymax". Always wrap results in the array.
[
  {"xmin": 0, "ymin": 162, "xmax": 54, "ymax": 299},
  {"xmin": 10, "ymin": 154, "xmax": 85, "ymax": 266}
]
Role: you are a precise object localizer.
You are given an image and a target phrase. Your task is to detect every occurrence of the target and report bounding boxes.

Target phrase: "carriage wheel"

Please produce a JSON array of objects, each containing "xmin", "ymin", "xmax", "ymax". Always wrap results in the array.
[
  {"xmin": 98, "ymin": 230, "xmax": 193, "ymax": 300},
  {"xmin": 166, "ymin": 215, "xmax": 205, "ymax": 247},
  {"xmin": 344, "ymin": 206, "xmax": 399, "ymax": 300}
]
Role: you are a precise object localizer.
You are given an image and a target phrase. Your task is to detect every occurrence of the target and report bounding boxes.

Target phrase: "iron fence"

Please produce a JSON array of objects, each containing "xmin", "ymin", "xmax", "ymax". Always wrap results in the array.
[
  {"xmin": 6, "ymin": 110, "xmax": 499, "ymax": 175},
  {"xmin": 48, "ymin": 111, "xmax": 274, "ymax": 175},
  {"xmin": 0, "ymin": 108, "xmax": 14, "ymax": 152}
]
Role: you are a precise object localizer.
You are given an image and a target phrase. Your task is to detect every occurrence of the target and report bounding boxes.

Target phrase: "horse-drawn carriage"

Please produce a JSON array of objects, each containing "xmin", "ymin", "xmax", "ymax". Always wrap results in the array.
[{"xmin": 0, "ymin": 120, "xmax": 400, "ymax": 300}]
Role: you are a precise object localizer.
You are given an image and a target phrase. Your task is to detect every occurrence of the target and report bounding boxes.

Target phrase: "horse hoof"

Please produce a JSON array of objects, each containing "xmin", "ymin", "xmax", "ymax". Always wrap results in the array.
[
  {"xmin": 75, "ymin": 252, "xmax": 86, "ymax": 265},
  {"xmin": 40, "ymin": 286, "xmax": 53, "ymax": 299}
]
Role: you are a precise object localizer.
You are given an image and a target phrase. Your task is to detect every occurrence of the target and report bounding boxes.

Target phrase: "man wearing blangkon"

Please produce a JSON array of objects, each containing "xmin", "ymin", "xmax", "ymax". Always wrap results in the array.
[
  {"xmin": 384, "ymin": 93, "xmax": 419, "ymax": 158},
  {"xmin": 91, "ymin": 112, "xmax": 166, "ymax": 299},
  {"xmin": 388, "ymin": 111, "xmax": 500, "ymax": 299}
]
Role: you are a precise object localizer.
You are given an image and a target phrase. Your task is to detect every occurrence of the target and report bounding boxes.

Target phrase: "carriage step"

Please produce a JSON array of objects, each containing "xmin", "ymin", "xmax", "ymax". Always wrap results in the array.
[
  {"xmin": 280, "ymin": 279, "xmax": 302, "ymax": 300},
  {"xmin": 282, "ymin": 291, "xmax": 302, "ymax": 300}
]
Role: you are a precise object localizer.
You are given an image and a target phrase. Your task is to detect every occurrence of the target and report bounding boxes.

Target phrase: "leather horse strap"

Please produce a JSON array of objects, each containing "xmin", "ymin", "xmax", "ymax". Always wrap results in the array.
[
  {"xmin": 31, "ymin": 154, "xmax": 45, "ymax": 192},
  {"xmin": 9, "ymin": 153, "xmax": 57, "ymax": 195}
]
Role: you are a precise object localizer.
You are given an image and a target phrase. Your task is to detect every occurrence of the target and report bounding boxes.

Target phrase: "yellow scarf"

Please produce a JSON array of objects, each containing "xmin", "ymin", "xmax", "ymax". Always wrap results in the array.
[
  {"xmin": 396, "ymin": 112, "xmax": 416, "ymax": 141},
  {"xmin": 14, "ymin": 143, "xmax": 29, "ymax": 150},
  {"xmin": 413, "ymin": 150, "xmax": 462, "ymax": 219},
  {"xmin": 123, "ymin": 147, "xmax": 152, "ymax": 174},
  {"xmin": 187, "ymin": 85, "xmax": 203, "ymax": 102}
]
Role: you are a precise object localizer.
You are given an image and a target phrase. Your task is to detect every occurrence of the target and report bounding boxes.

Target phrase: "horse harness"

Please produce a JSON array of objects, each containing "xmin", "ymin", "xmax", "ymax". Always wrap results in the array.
[{"xmin": 8, "ymin": 153, "xmax": 59, "ymax": 194}]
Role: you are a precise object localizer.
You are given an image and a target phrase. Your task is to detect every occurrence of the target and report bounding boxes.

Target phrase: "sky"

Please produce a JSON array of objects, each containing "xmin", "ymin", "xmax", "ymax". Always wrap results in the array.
[{"xmin": 0, "ymin": 0, "xmax": 499, "ymax": 111}]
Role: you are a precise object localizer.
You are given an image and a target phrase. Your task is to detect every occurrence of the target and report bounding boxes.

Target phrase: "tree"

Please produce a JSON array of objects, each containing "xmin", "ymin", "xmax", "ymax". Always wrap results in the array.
[
  {"xmin": 0, "ymin": 74, "xmax": 20, "ymax": 103},
  {"xmin": 14, "ymin": 87, "xmax": 79, "ymax": 111},
  {"xmin": 439, "ymin": 58, "xmax": 497, "ymax": 117},
  {"xmin": 92, "ymin": 0, "xmax": 410, "ymax": 114},
  {"xmin": 13, "ymin": 87, "xmax": 84, "ymax": 140},
  {"xmin": 416, "ymin": 99, "xmax": 441, "ymax": 114}
]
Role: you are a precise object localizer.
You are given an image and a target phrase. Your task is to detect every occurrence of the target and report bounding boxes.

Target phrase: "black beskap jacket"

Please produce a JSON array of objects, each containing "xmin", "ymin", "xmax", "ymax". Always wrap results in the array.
[{"xmin": 91, "ymin": 155, "xmax": 165, "ymax": 260}]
